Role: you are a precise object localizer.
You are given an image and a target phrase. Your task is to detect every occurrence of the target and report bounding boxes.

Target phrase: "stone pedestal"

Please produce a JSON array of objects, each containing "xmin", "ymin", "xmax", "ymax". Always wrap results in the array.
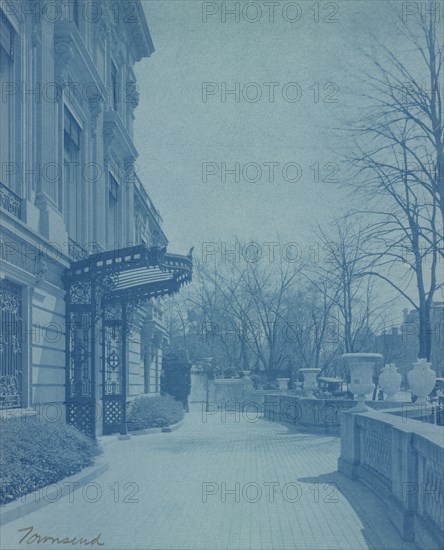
[{"xmin": 276, "ymin": 378, "xmax": 289, "ymax": 391}]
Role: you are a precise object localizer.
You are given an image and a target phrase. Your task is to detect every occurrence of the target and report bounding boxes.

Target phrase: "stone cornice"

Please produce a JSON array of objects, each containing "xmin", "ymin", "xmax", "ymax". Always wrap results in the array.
[{"xmin": 102, "ymin": 0, "xmax": 154, "ymax": 62}]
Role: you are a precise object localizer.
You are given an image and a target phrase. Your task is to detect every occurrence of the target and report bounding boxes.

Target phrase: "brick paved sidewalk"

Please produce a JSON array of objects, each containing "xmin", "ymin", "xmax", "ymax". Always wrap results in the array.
[{"xmin": 0, "ymin": 406, "xmax": 414, "ymax": 550}]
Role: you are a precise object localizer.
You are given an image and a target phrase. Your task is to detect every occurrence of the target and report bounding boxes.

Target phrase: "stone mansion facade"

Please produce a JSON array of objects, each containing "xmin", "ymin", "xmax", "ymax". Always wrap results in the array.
[{"xmin": 0, "ymin": 0, "xmax": 192, "ymax": 436}]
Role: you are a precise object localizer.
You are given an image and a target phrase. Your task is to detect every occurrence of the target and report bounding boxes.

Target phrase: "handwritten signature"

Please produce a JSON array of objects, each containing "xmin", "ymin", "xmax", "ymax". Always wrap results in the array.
[{"xmin": 18, "ymin": 526, "xmax": 105, "ymax": 546}]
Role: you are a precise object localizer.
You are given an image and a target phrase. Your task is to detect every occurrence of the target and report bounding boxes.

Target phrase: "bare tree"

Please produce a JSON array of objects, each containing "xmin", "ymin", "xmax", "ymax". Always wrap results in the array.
[
  {"xmin": 277, "ymin": 283, "xmax": 340, "ymax": 376},
  {"xmin": 203, "ymin": 255, "xmax": 298, "ymax": 377},
  {"xmin": 185, "ymin": 259, "xmax": 247, "ymax": 370},
  {"xmin": 352, "ymin": 5, "xmax": 443, "ymax": 224},
  {"xmin": 306, "ymin": 218, "xmax": 385, "ymax": 355},
  {"xmin": 163, "ymin": 294, "xmax": 191, "ymax": 347},
  {"xmin": 347, "ymin": 9, "xmax": 444, "ymax": 359}
]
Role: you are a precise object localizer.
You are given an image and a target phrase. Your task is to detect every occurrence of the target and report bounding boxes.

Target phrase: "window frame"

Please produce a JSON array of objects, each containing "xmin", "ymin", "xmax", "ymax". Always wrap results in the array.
[
  {"xmin": 108, "ymin": 172, "xmax": 119, "ymax": 247},
  {"xmin": 111, "ymin": 60, "xmax": 119, "ymax": 112},
  {"xmin": 0, "ymin": 13, "xmax": 16, "ymax": 192},
  {"xmin": 62, "ymin": 106, "xmax": 82, "ymax": 241}
]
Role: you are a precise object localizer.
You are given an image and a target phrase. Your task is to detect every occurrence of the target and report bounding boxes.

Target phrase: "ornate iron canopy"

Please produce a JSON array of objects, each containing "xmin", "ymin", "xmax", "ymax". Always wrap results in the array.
[
  {"xmin": 64, "ymin": 244, "xmax": 192, "ymax": 437},
  {"xmin": 65, "ymin": 244, "xmax": 192, "ymax": 301}
]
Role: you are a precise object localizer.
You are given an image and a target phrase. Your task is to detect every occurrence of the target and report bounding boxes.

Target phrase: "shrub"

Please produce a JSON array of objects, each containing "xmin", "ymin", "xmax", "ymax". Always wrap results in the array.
[
  {"xmin": 126, "ymin": 394, "xmax": 185, "ymax": 431},
  {"xmin": 161, "ymin": 349, "xmax": 191, "ymax": 410},
  {"xmin": 0, "ymin": 418, "xmax": 100, "ymax": 505}
]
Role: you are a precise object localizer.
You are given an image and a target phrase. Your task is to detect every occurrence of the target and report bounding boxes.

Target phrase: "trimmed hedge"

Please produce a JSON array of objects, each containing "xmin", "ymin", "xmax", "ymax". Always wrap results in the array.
[
  {"xmin": 0, "ymin": 418, "xmax": 100, "ymax": 505},
  {"xmin": 126, "ymin": 394, "xmax": 185, "ymax": 431}
]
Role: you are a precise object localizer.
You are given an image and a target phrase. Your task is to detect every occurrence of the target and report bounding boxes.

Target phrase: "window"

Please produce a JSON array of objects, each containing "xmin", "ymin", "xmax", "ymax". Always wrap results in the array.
[
  {"xmin": 0, "ymin": 15, "xmax": 14, "ymax": 60},
  {"xmin": 63, "ymin": 107, "xmax": 81, "ymax": 240},
  {"xmin": 108, "ymin": 174, "xmax": 119, "ymax": 247},
  {"xmin": 0, "ymin": 15, "xmax": 15, "ymax": 190},
  {"xmin": 111, "ymin": 62, "xmax": 119, "ymax": 111}
]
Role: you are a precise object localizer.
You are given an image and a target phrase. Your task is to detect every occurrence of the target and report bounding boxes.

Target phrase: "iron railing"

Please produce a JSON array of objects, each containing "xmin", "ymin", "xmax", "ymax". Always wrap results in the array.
[{"xmin": 0, "ymin": 181, "xmax": 22, "ymax": 220}]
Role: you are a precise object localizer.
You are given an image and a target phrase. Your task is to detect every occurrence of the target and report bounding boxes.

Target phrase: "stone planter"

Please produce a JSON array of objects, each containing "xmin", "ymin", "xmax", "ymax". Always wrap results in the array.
[
  {"xmin": 342, "ymin": 353, "xmax": 382, "ymax": 412},
  {"xmin": 379, "ymin": 363, "xmax": 401, "ymax": 400},
  {"xmin": 276, "ymin": 378, "xmax": 289, "ymax": 391},
  {"xmin": 407, "ymin": 358, "xmax": 436, "ymax": 404},
  {"xmin": 241, "ymin": 370, "xmax": 251, "ymax": 379},
  {"xmin": 299, "ymin": 369, "xmax": 321, "ymax": 396}
]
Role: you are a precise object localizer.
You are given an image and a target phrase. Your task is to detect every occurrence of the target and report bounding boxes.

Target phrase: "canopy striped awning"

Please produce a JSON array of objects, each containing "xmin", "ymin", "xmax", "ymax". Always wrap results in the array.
[{"xmin": 65, "ymin": 244, "xmax": 192, "ymax": 301}]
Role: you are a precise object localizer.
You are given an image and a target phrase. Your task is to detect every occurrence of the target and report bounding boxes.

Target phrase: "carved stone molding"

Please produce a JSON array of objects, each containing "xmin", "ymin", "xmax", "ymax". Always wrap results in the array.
[
  {"xmin": 34, "ymin": 252, "xmax": 48, "ymax": 286},
  {"xmin": 103, "ymin": 120, "xmax": 117, "ymax": 163},
  {"xmin": 124, "ymin": 157, "xmax": 136, "ymax": 185},
  {"xmin": 126, "ymin": 81, "xmax": 139, "ymax": 110},
  {"xmin": 88, "ymin": 98, "xmax": 104, "ymax": 138},
  {"xmin": 31, "ymin": 24, "xmax": 41, "ymax": 48},
  {"xmin": 54, "ymin": 38, "xmax": 75, "ymax": 83}
]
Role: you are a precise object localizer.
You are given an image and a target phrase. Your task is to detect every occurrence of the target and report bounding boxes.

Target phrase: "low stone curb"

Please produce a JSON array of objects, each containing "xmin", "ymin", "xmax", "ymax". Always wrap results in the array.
[
  {"xmin": 0, "ymin": 459, "xmax": 109, "ymax": 526},
  {"xmin": 94, "ymin": 419, "xmax": 185, "ymax": 444},
  {"xmin": 129, "ymin": 418, "xmax": 184, "ymax": 436},
  {"xmin": 262, "ymin": 415, "xmax": 341, "ymax": 436}
]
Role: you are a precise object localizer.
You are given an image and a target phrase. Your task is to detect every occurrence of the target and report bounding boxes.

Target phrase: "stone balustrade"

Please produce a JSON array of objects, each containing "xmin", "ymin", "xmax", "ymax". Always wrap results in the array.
[{"xmin": 338, "ymin": 408, "xmax": 444, "ymax": 549}]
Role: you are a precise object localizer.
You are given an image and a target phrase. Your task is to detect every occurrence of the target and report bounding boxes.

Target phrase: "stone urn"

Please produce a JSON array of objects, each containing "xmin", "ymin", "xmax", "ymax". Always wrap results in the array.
[
  {"xmin": 241, "ymin": 370, "xmax": 251, "ymax": 379},
  {"xmin": 343, "ymin": 353, "xmax": 382, "ymax": 412},
  {"xmin": 276, "ymin": 377, "xmax": 289, "ymax": 391},
  {"xmin": 408, "ymin": 358, "xmax": 436, "ymax": 404},
  {"xmin": 299, "ymin": 368, "xmax": 321, "ymax": 396},
  {"xmin": 379, "ymin": 363, "xmax": 401, "ymax": 400}
]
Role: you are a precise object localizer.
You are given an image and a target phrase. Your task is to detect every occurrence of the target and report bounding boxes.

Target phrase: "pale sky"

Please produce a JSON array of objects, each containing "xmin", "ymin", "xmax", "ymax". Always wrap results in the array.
[{"xmin": 133, "ymin": 1, "xmax": 420, "ymax": 258}]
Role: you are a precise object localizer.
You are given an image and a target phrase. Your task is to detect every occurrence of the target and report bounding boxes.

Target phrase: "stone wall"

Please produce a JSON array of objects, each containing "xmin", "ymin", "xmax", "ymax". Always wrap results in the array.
[
  {"xmin": 198, "ymin": 378, "xmax": 271, "ymax": 411},
  {"xmin": 189, "ymin": 372, "xmax": 209, "ymax": 403},
  {"xmin": 210, "ymin": 379, "xmax": 254, "ymax": 410},
  {"xmin": 263, "ymin": 394, "xmax": 405, "ymax": 430}
]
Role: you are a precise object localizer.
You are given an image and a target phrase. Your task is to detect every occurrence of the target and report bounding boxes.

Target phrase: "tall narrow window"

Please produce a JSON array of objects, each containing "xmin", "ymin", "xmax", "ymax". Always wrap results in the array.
[
  {"xmin": 108, "ymin": 174, "xmax": 119, "ymax": 247},
  {"xmin": 72, "ymin": 0, "xmax": 80, "ymax": 28},
  {"xmin": 0, "ymin": 15, "xmax": 15, "ymax": 190},
  {"xmin": 63, "ymin": 107, "xmax": 81, "ymax": 241},
  {"xmin": 111, "ymin": 62, "xmax": 119, "ymax": 111}
]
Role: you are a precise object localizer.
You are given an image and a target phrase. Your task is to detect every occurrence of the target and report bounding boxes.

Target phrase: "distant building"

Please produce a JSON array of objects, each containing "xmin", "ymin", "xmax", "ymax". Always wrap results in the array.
[
  {"xmin": 374, "ymin": 303, "xmax": 444, "ymax": 382},
  {"xmin": 0, "ymin": 1, "xmax": 192, "ymax": 436}
]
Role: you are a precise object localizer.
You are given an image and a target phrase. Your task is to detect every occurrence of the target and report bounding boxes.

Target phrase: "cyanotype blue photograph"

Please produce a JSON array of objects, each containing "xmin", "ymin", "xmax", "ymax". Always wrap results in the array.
[{"xmin": 0, "ymin": 1, "xmax": 443, "ymax": 549}]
